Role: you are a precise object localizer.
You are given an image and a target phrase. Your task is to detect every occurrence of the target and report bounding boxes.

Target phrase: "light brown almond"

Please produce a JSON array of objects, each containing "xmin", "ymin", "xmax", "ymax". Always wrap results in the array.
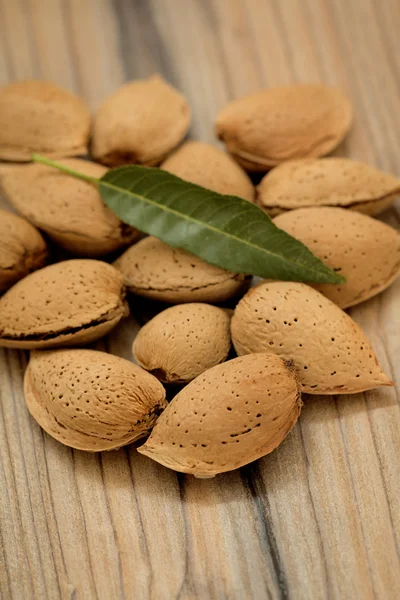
[
  {"xmin": 0, "ymin": 80, "xmax": 91, "ymax": 161},
  {"xmin": 0, "ymin": 209, "xmax": 48, "ymax": 293},
  {"xmin": 231, "ymin": 282, "xmax": 392, "ymax": 394},
  {"xmin": 0, "ymin": 159, "xmax": 139, "ymax": 256},
  {"xmin": 160, "ymin": 141, "xmax": 254, "ymax": 201},
  {"xmin": 274, "ymin": 207, "xmax": 400, "ymax": 308},
  {"xmin": 25, "ymin": 349, "xmax": 167, "ymax": 451},
  {"xmin": 92, "ymin": 74, "xmax": 190, "ymax": 167},
  {"xmin": 133, "ymin": 303, "xmax": 231, "ymax": 383},
  {"xmin": 0, "ymin": 259, "xmax": 128, "ymax": 349},
  {"xmin": 215, "ymin": 84, "xmax": 352, "ymax": 171},
  {"xmin": 257, "ymin": 158, "xmax": 400, "ymax": 216},
  {"xmin": 114, "ymin": 236, "xmax": 250, "ymax": 304},
  {"xmin": 138, "ymin": 353, "xmax": 301, "ymax": 477}
]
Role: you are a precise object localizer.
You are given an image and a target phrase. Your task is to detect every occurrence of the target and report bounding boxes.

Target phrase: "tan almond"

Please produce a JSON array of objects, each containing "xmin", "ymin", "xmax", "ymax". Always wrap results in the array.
[
  {"xmin": 0, "ymin": 209, "xmax": 48, "ymax": 293},
  {"xmin": 133, "ymin": 303, "xmax": 231, "ymax": 383},
  {"xmin": 215, "ymin": 84, "xmax": 352, "ymax": 171},
  {"xmin": 0, "ymin": 80, "xmax": 91, "ymax": 161},
  {"xmin": 138, "ymin": 353, "xmax": 301, "ymax": 477},
  {"xmin": 0, "ymin": 259, "xmax": 128, "ymax": 349},
  {"xmin": 25, "ymin": 349, "xmax": 167, "ymax": 451},
  {"xmin": 160, "ymin": 141, "xmax": 254, "ymax": 202},
  {"xmin": 257, "ymin": 158, "xmax": 400, "ymax": 216},
  {"xmin": 0, "ymin": 159, "xmax": 139, "ymax": 256},
  {"xmin": 92, "ymin": 74, "xmax": 191, "ymax": 167},
  {"xmin": 114, "ymin": 236, "xmax": 251, "ymax": 304},
  {"xmin": 231, "ymin": 282, "xmax": 392, "ymax": 394},
  {"xmin": 274, "ymin": 207, "xmax": 400, "ymax": 308}
]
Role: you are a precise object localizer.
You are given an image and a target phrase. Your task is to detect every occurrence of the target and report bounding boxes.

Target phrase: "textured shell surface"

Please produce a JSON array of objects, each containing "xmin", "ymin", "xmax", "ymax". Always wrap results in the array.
[
  {"xmin": 24, "ymin": 349, "xmax": 167, "ymax": 451},
  {"xmin": 231, "ymin": 281, "xmax": 392, "ymax": 394},
  {"xmin": 257, "ymin": 158, "xmax": 400, "ymax": 216},
  {"xmin": 274, "ymin": 207, "xmax": 400, "ymax": 308},
  {"xmin": 138, "ymin": 353, "xmax": 301, "ymax": 477},
  {"xmin": 0, "ymin": 209, "xmax": 48, "ymax": 292},
  {"xmin": 133, "ymin": 303, "xmax": 232, "ymax": 383},
  {"xmin": 0, "ymin": 159, "xmax": 139, "ymax": 256},
  {"xmin": 0, "ymin": 259, "xmax": 128, "ymax": 349},
  {"xmin": 0, "ymin": 80, "xmax": 91, "ymax": 161},
  {"xmin": 160, "ymin": 141, "xmax": 254, "ymax": 202},
  {"xmin": 114, "ymin": 236, "xmax": 250, "ymax": 304},
  {"xmin": 215, "ymin": 85, "xmax": 352, "ymax": 171},
  {"xmin": 92, "ymin": 74, "xmax": 191, "ymax": 167}
]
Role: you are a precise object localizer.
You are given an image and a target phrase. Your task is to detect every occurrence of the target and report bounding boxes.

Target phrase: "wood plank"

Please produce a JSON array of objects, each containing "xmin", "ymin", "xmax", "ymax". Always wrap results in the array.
[{"xmin": 0, "ymin": 0, "xmax": 399, "ymax": 598}]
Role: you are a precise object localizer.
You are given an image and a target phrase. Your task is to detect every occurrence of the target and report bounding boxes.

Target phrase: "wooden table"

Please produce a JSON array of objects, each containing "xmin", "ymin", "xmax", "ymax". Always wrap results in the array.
[{"xmin": 0, "ymin": 1, "xmax": 399, "ymax": 598}]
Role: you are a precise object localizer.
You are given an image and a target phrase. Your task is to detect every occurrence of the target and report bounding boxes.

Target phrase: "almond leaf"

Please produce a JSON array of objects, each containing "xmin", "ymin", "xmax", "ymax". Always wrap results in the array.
[{"xmin": 32, "ymin": 154, "xmax": 345, "ymax": 284}]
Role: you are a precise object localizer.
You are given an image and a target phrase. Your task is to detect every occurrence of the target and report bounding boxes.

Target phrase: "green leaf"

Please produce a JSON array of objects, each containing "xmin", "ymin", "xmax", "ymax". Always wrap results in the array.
[{"xmin": 32, "ymin": 154, "xmax": 345, "ymax": 284}]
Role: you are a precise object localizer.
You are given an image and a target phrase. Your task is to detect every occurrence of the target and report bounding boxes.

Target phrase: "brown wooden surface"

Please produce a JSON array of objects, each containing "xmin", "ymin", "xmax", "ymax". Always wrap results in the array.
[{"xmin": 0, "ymin": 1, "xmax": 400, "ymax": 598}]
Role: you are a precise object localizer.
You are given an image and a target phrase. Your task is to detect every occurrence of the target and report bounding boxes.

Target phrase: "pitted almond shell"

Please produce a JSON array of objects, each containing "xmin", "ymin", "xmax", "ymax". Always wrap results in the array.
[
  {"xmin": 0, "ymin": 259, "xmax": 128, "ymax": 349},
  {"xmin": 24, "ymin": 349, "xmax": 167, "ymax": 451},
  {"xmin": 274, "ymin": 207, "xmax": 400, "ymax": 308},
  {"xmin": 257, "ymin": 158, "xmax": 400, "ymax": 216},
  {"xmin": 0, "ymin": 80, "xmax": 91, "ymax": 161},
  {"xmin": 138, "ymin": 353, "xmax": 301, "ymax": 477},
  {"xmin": 231, "ymin": 282, "xmax": 392, "ymax": 394},
  {"xmin": 114, "ymin": 236, "xmax": 251, "ymax": 304},
  {"xmin": 160, "ymin": 141, "xmax": 254, "ymax": 202},
  {"xmin": 0, "ymin": 159, "xmax": 139, "ymax": 256},
  {"xmin": 133, "ymin": 303, "xmax": 231, "ymax": 383},
  {"xmin": 215, "ymin": 85, "xmax": 352, "ymax": 171},
  {"xmin": 92, "ymin": 74, "xmax": 191, "ymax": 167},
  {"xmin": 0, "ymin": 209, "xmax": 48, "ymax": 293}
]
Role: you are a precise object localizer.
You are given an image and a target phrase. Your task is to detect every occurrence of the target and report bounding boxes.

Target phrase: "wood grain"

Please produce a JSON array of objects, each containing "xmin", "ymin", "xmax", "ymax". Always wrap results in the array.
[{"xmin": 0, "ymin": 0, "xmax": 399, "ymax": 598}]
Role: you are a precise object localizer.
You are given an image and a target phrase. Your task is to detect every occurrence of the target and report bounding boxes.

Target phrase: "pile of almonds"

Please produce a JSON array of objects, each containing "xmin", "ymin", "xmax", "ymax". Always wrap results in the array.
[{"xmin": 0, "ymin": 77, "xmax": 399, "ymax": 479}]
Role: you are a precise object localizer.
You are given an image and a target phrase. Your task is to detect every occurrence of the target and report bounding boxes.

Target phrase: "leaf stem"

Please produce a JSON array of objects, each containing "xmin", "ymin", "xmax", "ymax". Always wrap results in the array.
[{"xmin": 31, "ymin": 154, "xmax": 99, "ymax": 184}]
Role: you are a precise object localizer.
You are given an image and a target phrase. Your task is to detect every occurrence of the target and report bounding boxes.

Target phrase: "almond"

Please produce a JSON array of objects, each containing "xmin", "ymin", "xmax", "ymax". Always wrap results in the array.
[
  {"xmin": 138, "ymin": 353, "xmax": 301, "ymax": 477},
  {"xmin": 114, "ymin": 236, "xmax": 250, "ymax": 304},
  {"xmin": 92, "ymin": 74, "xmax": 191, "ymax": 167},
  {"xmin": 0, "ymin": 259, "xmax": 128, "ymax": 349},
  {"xmin": 215, "ymin": 85, "xmax": 352, "ymax": 171},
  {"xmin": 0, "ymin": 209, "xmax": 48, "ymax": 293},
  {"xmin": 257, "ymin": 158, "xmax": 400, "ymax": 216},
  {"xmin": 274, "ymin": 207, "xmax": 400, "ymax": 308},
  {"xmin": 160, "ymin": 141, "xmax": 254, "ymax": 202},
  {"xmin": 231, "ymin": 282, "xmax": 392, "ymax": 394},
  {"xmin": 133, "ymin": 303, "xmax": 231, "ymax": 383},
  {"xmin": 0, "ymin": 80, "xmax": 91, "ymax": 161},
  {"xmin": 0, "ymin": 159, "xmax": 139, "ymax": 256},
  {"xmin": 24, "ymin": 349, "xmax": 167, "ymax": 451}
]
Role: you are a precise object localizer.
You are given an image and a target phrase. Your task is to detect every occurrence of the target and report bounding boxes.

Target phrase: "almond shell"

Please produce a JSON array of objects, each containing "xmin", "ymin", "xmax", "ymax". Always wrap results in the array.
[
  {"xmin": 257, "ymin": 158, "xmax": 400, "ymax": 216},
  {"xmin": 231, "ymin": 281, "xmax": 392, "ymax": 394},
  {"xmin": 138, "ymin": 353, "xmax": 301, "ymax": 477},
  {"xmin": 0, "ymin": 209, "xmax": 48, "ymax": 293},
  {"xmin": 0, "ymin": 259, "xmax": 128, "ymax": 349},
  {"xmin": 133, "ymin": 303, "xmax": 231, "ymax": 383},
  {"xmin": 25, "ymin": 349, "xmax": 167, "ymax": 451},
  {"xmin": 274, "ymin": 207, "xmax": 400, "ymax": 308}
]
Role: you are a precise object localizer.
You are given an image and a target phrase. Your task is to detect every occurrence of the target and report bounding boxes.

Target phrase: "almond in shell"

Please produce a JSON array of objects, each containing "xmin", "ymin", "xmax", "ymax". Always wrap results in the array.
[
  {"xmin": 24, "ymin": 349, "xmax": 167, "ymax": 451},
  {"xmin": 0, "ymin": 259, "xmax": 128, "ymax": 349},
  {"xmin": 257, "ymin": 158, "xmax": 400, "ymax": 216},
  {"xmin": 0, "ymin": 159, "xmax": 139, "ymax": 256},
  {"xmin": 0, "ymin": 209, "xmax": 48, "ymax": 293},
  {"xmin": 215, "ymin": 85, "xmax": 352, "ymax": 171},
  {"xmin": 0, "ymin": 80, "xmax": 91, "ymax": 161},
  {"xmin": 133, "ymin": 303, "xmax": 231, "ymax": 383},
  {"xmin": 92, "ymin": 74, "xmax": 191, "ymax": 167},
  {"xmin": 114, "ymin": 236, "xmax": 250, "ymax": 304},
  {"xmin": 274, "ymin": 207, "xmax": 400, "ymax": 308},
  {"xmin": 160, "ymin": 141, "xmax": 254, "ymax": 202},
  {"xmin": 231, "ymin": 282, "xmax": 392, "ymax": 394},
  {"xmin": 138, "ymin": 353, "xmax": 301, "ymax": 477}
]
